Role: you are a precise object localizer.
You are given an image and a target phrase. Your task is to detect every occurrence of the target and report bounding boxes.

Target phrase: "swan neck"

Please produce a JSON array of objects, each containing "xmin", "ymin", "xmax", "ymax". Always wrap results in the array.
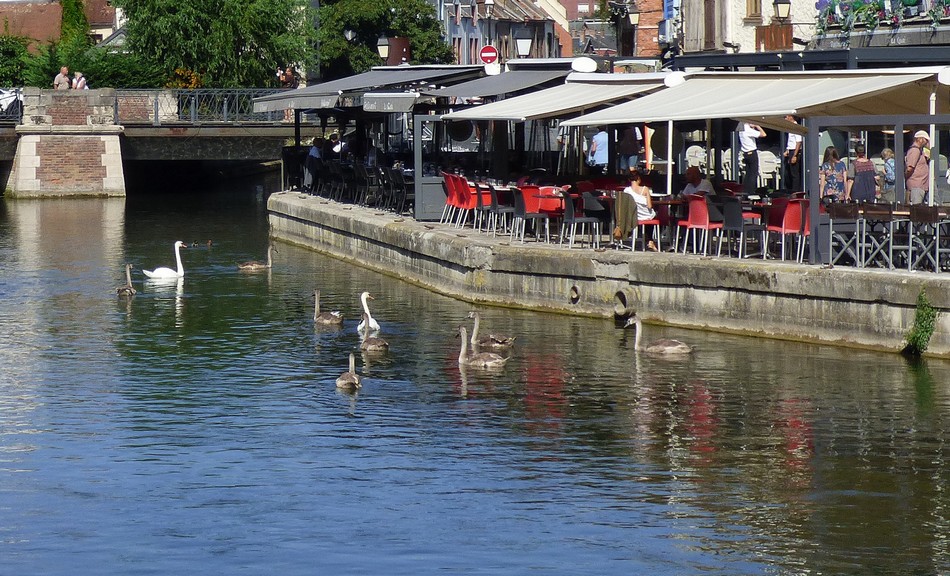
[
  {"xmin": 470, "ymin": 314, "xmax": 480, "ymax": 345},
  {"xmin": 349, "ymin": 354, "xmax": 356, "ymax": 373},
  {"xmin": 459, "ymin": 328, "xmax": 468, "ymax": 362},
  {"xmin": 125, "ymin": 265, "xmax": 132, "ymax": 285},
  {"xmin": 361, "ymin": 294, "xmax": 370, "ymax": 314},
  {"xmin": 174, "ymin": 243, "xmax": 184, "ymax": 276}
]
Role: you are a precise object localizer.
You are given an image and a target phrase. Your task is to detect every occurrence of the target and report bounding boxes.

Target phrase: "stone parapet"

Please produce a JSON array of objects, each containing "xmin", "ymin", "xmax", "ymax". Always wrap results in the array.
[
  {"xmin": 267, "ymin": 192, "xmax": 950, "ymax": 357},
  {"xmin": 8, "ymin": 88, "xmax": 124, "ymax": 197}
]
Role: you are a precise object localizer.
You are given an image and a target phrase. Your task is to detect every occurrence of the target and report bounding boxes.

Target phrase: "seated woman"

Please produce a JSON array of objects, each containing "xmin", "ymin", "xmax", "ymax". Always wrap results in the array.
[{"xmin": 615, "ymin": 169, "xmax": 658, "ymax": 251}]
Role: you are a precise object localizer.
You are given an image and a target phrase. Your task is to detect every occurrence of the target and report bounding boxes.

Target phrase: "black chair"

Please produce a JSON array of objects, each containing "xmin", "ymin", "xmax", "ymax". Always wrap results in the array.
[
  {"xmin": 390, "ymin": 168, "xmax": 415, "ymax": 215},
  {"xmin": 717, "ymin": 196, "xmax": 764, "ymax": 258},
  {"xmin": 488, "ymin": 185, "xmax": 516, "ymax": 237},
  {"xmin": 826, "ymin": 202, "xmax": 862, "ymax": 266},
  {"xmin": 559, "ymin": 195, "xmax": 602, "ymax": 248},
  {"xmin": 510, "ymin": 187, "xmax": 550, "ymax": 243}
]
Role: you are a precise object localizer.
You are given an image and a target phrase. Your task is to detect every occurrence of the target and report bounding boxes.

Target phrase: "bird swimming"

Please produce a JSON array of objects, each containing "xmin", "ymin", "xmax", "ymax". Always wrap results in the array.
[
  {"xmin": 467, "ymin": 311, "xmax": 515, "ymax": 350},
  {"xmin": 356, "ymin": 291, "xmax": 381, "ymax": 333},
  {"xmin": 359, "ymin": 313, "xmax": 389, "ymax": 352},
  {"xmin": 457, "ymin": 326, "xmax": 508, "ymax": 368},
  {"xmin": 336, "ymin": 352, "xmax": 362, "ymax": 391},
  {"xmin": 143, "ymin": 241, "xmax": 186, "ymax": 279},
  {"xmin": 116, "ymin": 263, "xmax": 136, "ymax": 296},
  {"xmin": 313, "ymin": 290, "xmax": 344, "ymax": 325},
  {"xmin": 238, "ymin": 244, "xmax": 276, "ymax": 271},
  {"xmin": 625, "ymin": 313, "xmax": 693, "ymax": 355}
]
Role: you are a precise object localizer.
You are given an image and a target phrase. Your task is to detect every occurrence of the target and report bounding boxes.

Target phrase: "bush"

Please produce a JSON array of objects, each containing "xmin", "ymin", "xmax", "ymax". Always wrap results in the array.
[{"xmin": 903, "ymin": 289, "xmax": 939, "ymax": 356}]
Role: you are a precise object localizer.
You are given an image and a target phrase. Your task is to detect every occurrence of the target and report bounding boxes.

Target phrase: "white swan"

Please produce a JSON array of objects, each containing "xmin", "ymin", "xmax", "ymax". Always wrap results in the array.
[
  {"xmin": 458, "ymin": 326, "xmax": 508, "ymax": 368},
  {"xmin": 143, "ymin": 241, "xmax": 186, "ymax": 279},
  {"xmin": 625, "ymin": 314, "xmax": 693, "ymax": 355},
  {"xmin": 336, "ymin": 352, "xmax": 362, "ymax": 391},
  {"xmin": 359, "ymin": 313, "xmax": 389, "ymax": 352},
  {"xmin": 356, "ymin": 291, "xmax": 381, "ymax": 333},
  {"xmin": 314, "ymin": 290, "xmax": 344, "ymax": 325},
  {"xmin": 468, "ymin": 311, "xmax": 515, "ymax": 350},
  {"xmin": 116, "ymin": 263, "xmax": 136, "ymax": 296},
  {"xmin": 239, "ymin": 244, "xmax": 276, "ymax": 271}
]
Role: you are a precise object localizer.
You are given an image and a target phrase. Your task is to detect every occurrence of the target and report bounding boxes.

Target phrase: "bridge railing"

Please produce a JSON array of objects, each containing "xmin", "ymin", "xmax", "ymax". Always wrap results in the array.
[
  {"xmin": 0, "ymin": 88, "xmax": 23, "ymax": 123},
  {"xmin": 115, "ymin": 88, "xmax": 290, "ymax": 125}
]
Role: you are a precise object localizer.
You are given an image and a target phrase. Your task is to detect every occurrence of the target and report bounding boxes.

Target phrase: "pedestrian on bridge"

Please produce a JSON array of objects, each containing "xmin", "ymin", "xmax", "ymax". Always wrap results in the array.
[{"xmin": 53, "ymin": 66, "xmax": 71, "ymax": 90}]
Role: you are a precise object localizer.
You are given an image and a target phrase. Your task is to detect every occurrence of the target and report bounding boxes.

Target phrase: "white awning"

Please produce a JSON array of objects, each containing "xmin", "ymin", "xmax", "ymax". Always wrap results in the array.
[
  {"xmin": 560, "ymin": 68, "xmax": 949, "ymax": 127},
  {"xmin": 441, "ymin": 77, "xmax": 665, "ymax": 122}
]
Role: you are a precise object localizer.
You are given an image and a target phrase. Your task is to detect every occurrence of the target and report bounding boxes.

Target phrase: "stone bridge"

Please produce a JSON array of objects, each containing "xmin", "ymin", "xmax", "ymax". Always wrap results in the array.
[{"xmin": 2, "ymin": 88, "xmax": 314, "ymax": 197}]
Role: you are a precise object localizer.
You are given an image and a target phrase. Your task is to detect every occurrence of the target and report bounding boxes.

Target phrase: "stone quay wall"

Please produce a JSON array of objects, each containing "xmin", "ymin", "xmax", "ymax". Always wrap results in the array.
[
  {"xmin": 8, "ymin": 88, "xmax": 125, "ymax": 197},
  {"xmin": 268, "ymin": 192, "xmax": 950, "ymax": 357}
]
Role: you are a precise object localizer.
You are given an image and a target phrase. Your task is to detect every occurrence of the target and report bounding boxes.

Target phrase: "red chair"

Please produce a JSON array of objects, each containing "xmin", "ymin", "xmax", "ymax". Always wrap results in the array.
[
  {"xmin": 677, "ymin": 194, "xmax": 723, "ymax": 255},
  {"xmin": 440, "ymin": 172, "xmax": 461, "ymax": 224},
  {"xmin": 452, "ymin": 175, "xmax": 479, "ymax": 228},
  {"xmin": 764, "ymin": 198, "xmax": 803, "ymax": 260}
]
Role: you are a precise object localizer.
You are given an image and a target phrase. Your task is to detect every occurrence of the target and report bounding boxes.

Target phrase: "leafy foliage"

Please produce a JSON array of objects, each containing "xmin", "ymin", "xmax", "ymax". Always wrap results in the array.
[
  {"xmin": 317, "ymin": 0, "xmax": 454, "ymax": 80},
  {"xmin": 903, "ymin": 289, "xmax": 939, "ymax": 356},
  {"xmin": 0, "ymin": 34, "xmax": 30, "ymax": 85},
  {"xmin": 110, "ymin": 0, "xmax": 316, "ymax": 87}
]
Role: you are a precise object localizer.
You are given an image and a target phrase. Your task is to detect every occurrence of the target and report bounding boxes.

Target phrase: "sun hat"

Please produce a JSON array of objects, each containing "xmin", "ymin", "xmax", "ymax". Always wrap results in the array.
[{"xmin": 914, "ymin": 130, "xmax": 930, "ymax": 141}]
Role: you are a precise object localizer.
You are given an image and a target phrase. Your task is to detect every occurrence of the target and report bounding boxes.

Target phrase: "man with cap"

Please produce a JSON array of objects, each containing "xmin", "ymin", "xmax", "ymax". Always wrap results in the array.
[{"xmin": 904, "ymin": 130, "xmax": 930, "ymax": 205}]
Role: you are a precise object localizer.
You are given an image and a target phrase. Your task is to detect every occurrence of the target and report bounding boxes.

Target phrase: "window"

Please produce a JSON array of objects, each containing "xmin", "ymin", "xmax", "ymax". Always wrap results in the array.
[
  {"xmin": 577, "ymin": 4, "xmax": 590, "ymax": 13},
  {"xmin": 746, "ymin": 0, "xmax": 762, "ymax": 17}
]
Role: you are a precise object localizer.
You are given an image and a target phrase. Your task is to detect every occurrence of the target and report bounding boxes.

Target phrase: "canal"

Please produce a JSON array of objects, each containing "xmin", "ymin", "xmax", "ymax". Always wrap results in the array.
[{"xmin": 2, "ymin": 191, "xmax": 950, "ymax": 574}]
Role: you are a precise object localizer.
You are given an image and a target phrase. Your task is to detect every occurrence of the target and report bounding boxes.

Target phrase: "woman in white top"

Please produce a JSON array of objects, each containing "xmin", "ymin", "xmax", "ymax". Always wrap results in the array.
[{"xmin": 622, "ymin": 169, "xmax": 658, "ymax": 250}]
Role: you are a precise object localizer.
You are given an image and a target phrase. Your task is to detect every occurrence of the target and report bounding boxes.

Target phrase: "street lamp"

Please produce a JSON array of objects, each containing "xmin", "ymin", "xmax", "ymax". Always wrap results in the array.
[
  {"xmin": 376, "ymin": 36, "xmax": 390, "ymax": 61},
  {"xmin": 343, "ymin": 29, "xmax": 356, "ymax": 42},
  {"xmin": 485, "ymin": 0, "xmax": 494, "ymax": 44},
  {"xmin": 773, "ymin": 0, "xmax": 791, "ymax": 21},
  {"xmin": 515, "ymin": 30, "xmax": 533, "ymax": 58},
  {"xmin": 627, "ymin": 6, "xmax": 640, "ymax": 26}
]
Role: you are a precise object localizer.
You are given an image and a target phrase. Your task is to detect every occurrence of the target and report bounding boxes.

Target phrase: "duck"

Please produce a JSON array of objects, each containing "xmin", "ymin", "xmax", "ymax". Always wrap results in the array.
[
  {"xmin": 192, "ymin": 240, "xmax": 213, "ymax": 248},
  {"xmin": 336, "ymin": 352, "xmax": 362, "ymax": 391},
  {"xmin": 238, "ymin": 244, "xmax": 276, "ymax": 271},
  {"xmin": 359, "ymin": 313, "xmax": 389, "ymax": 353},
  {"xmin": 467, "ymin": 311, "xmax": 515, "ymax": 350},
  {"xmin": 356, "ymin": 291, "xmax": 381, "ymax": 333},
  {"xmin": 313, "ymin": 290, "xmax": 344, "ymax": 326},
  {"xmin": 116, "ymin": 263, "xmax": 136, "ymax": 296},
  {"xmin": 143, "ymin": 241, "xmax": 187, "ymax": 279},
  {"xmin": 458, "ymin": 326, "xmax": 508, "ymax": 368},
  {"xmin": 625, "ymin": 313, "xmax": 693, "ymax": 355}
]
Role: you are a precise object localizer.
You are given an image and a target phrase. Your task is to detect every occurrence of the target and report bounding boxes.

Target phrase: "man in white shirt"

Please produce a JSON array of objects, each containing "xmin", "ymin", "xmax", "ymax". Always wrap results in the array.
[
  {"xmin": 782, "ymin": 115, "xmax": 802, "ymax": 192},
  {"xmin": 682, "ymin": 166, "xmax": 714, "ymax": 196},
  {"xmin": 739, "ymin": 122, "xmax": 766, "ymax": 195}
]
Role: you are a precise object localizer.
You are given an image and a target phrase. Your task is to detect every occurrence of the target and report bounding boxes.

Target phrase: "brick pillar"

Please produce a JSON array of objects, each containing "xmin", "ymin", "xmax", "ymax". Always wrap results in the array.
[{"xmin": 9, "ymin": 88, "xmax": 125, "ymax": 197}]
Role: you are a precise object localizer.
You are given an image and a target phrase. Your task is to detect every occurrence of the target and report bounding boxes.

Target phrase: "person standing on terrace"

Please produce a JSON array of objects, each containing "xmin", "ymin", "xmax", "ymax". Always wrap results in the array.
[
  {"xmin": 905, "ymin": 130, "xmax": 930, "ymax": 205},
  {"xmin": 739, "ymin": 122, "xmax": 766, "ymax": 195}
]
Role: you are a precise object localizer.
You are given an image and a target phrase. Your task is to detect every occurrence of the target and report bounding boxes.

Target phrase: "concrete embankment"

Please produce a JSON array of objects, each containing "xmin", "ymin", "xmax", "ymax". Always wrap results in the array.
[{"xmin": 268, "ymin": 191, "xmax": 950, "ymax": 357}]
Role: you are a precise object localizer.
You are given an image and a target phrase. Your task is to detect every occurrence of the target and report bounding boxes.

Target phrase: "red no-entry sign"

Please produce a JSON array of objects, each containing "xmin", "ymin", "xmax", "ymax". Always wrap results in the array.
[{"xmin": 479, "ymin": 45, "xmax": 499, "ymax": 65}]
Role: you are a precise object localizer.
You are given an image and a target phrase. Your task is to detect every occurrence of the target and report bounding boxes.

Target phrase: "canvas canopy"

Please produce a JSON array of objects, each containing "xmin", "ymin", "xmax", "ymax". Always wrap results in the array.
[{"xmin": 440, "ymin": 72, "xmax": 668, "ymax": 123}]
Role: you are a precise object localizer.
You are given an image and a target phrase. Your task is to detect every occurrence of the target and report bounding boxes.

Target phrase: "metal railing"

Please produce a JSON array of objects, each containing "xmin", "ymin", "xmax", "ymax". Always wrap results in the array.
[
  {"xmin": 115, "ymin": 88, "xmax": 290, "ymax": 125},
  {"xmin": 0, "ymin": 88, "xmax": 23, "ymax": 123}
]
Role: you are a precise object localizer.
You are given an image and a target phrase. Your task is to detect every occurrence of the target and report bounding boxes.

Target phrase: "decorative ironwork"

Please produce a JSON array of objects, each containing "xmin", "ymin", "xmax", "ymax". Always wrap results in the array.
[{"xmin": 114, "ymin": 88, "xmax": 289, "ymax": 125}]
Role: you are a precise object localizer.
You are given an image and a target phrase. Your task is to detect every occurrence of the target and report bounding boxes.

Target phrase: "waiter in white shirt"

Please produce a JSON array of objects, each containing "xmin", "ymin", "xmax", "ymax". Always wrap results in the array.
[
  {"xmin": 782, "ymin": 115, "xmax": 802, "ymax": 192},
  {"xmin": 739, "ymin": 122, "xmax": 766, "ymax": 195}
]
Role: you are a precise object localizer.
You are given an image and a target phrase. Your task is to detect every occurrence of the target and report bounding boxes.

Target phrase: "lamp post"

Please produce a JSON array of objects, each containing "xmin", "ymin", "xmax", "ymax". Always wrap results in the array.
[
  {"xmin": 773, "ymin": 0, "xmax": 791, "ymax": 21},
  {"xmin": 485, "ymin": 0, "xmax": 494, "ymax": 44},
  {"xmin": 515, "ymin": 30, "xmax": 533, "ymax": 58},
  {"xmin": 376, "ymin": 36, "xmax": 390, "ymax": 62}
]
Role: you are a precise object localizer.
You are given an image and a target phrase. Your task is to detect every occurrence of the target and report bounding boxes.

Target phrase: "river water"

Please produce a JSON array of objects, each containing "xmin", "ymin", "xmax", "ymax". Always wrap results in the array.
[{"xmin": 2, "ymin": 193, "xmax": 950, "ymax": 575}]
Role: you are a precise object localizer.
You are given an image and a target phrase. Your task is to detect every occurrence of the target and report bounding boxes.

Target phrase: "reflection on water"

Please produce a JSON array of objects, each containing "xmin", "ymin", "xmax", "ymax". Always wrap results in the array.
[{"xmin": 2, "ymin": 195, "xmax": 950, "ymax": 574}]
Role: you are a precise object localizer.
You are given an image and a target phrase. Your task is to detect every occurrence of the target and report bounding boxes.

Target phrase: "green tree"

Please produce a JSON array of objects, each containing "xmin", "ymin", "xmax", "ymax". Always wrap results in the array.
[
  {"xmin": 317, "ymin": 0, "xmax": 454, "ymax": 80},
  {"xmin": 110, "ymin": 0, "xmax": 316, "ymax": 87},
  {"xmin": 0, "ymin": 34, "xmax": 30, "ymax": 85}
]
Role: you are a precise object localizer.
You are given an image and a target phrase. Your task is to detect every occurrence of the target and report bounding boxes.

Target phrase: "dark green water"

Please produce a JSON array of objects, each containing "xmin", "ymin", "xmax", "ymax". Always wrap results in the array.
[{"xmin": 1, "ymin": 193, "xmax": 949, "ymax": 575}]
